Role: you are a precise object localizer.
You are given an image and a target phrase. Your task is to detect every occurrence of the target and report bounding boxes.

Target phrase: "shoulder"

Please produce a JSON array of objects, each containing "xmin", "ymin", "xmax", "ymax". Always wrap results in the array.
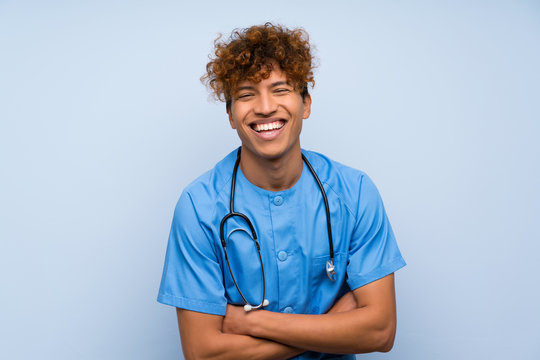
[
  {"xmin": 175, "ymin": 149, "xmax": 237, "ymax": 217},
  {"xmin": 301, "ymin": 150, "xmax": 380, "ymax": 216},
  {"xmin": 302, "ymin": 149, "xmax": 367, "ymax": 191}
]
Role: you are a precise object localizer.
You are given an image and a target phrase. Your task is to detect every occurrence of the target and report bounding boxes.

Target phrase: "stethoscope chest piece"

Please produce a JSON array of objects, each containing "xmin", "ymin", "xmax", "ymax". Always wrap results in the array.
[{"xmin": 326, "ymin": 259, "xmax": 336, "ymax": 281}]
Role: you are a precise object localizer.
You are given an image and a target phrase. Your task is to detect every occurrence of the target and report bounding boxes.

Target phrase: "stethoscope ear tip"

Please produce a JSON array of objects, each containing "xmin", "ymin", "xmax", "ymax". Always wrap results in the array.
[
  {"xmin": 244, "ymin": 304, "xmax": 253, "ymax": 312},
  {"xmin": 263, "ymin": 299, "xmax": 269, "ymax": 306}
]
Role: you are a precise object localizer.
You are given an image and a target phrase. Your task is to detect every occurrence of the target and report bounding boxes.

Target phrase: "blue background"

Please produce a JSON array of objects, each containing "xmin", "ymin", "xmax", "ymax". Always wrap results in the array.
[{"xmin": 1, "ymin": 0, "xmax": 539, "ymax": 359}]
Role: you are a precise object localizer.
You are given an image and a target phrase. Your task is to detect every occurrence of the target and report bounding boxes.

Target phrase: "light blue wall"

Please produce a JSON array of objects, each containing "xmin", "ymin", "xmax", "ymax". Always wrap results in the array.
[{"xmin": 1, "ymin": 1, "xmax": 539, "ymax": 359}]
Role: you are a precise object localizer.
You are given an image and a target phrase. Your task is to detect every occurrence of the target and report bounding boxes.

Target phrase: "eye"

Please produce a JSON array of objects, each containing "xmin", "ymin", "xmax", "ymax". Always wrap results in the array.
[
  {"xmin": 274, "ymin": 88, "xmax": 291, "ymax": 94},
  {"xmin": 237, "ymin": 93, "xmax": 253, "ymax": 99}
]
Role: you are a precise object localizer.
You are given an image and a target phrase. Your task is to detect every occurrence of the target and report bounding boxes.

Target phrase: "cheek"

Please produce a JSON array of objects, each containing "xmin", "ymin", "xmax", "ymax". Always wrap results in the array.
[{"xmin": 229, "ymin": 106, "xmax": 249, "ymax": 128}]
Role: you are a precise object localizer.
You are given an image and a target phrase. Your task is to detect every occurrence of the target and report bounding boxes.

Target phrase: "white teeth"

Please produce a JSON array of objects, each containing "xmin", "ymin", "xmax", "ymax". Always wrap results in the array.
[{"xmin": 253, "ymin": 121, "xmax": 284, "ymax": 132}]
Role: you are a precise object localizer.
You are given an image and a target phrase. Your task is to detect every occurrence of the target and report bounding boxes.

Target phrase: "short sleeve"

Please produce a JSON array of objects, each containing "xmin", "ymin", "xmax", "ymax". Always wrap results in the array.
[
  {"xmin": 346, "ymin": 175, "xmax": 406, "ymax": 290},
  {"xmin": 157, "ymin": 191, "xmax": 227, "ymax": 315}
]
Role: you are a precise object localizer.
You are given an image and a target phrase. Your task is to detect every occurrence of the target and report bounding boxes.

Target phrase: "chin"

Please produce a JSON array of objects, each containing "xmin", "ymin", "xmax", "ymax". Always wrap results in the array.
[
  {"xmin": 252, "ymin": 149, "xmax": 285, "ymax": 161},
  {"xmin": 252, "ymin": 144, "xmax": 292, "ymax": 161},
  {"xmin": 241, "ymin": 137, "xmax": 299, "ymax": 162}
]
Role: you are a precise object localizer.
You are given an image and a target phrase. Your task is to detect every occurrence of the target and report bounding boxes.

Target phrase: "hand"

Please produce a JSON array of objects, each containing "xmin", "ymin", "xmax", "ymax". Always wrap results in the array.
[
  {"xmin": 327, "ymin": 291, "xmax": 358, "ymax": 314},
  {"xmin": 222, "ymin": 304, "xmax": 253, "ymax": 336}
]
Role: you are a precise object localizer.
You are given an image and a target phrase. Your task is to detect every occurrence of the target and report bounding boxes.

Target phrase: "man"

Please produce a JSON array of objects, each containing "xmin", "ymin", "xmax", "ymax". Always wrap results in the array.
[{"xmin": 158, "ymin": 23, "xmax": 405, "ymax": 359}]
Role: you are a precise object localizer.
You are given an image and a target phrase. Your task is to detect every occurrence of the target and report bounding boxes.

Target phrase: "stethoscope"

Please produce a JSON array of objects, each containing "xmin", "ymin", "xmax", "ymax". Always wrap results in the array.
[{"xmin": 219, "ymin": 148, "xmax": 336, "ymax": 312}]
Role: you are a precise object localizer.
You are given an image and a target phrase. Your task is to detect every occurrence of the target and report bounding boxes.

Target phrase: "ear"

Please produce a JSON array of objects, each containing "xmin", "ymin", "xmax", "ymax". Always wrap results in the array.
[
  {"xmin": 302, "ymin": 93, "xmax": 312, "ymax": 119},
  {"xmin": 227, "ymin": 107, "xmax": 236, "ymax": 129}
]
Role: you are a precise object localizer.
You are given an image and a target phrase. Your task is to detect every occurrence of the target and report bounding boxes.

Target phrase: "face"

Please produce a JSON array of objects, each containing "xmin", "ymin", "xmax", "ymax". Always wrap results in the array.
[{"xmin": 227, "ymin": 66, "xmax": 311, "ymax": 162}]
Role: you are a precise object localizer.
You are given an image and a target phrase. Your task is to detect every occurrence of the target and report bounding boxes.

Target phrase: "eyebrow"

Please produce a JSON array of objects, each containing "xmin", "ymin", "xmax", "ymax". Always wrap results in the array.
[
  {"xmin": 270, "ymin": 81, "xmax": 290, "ymax": 87},
  {"xmin": 236, "ymin": 81, "xmax": 292, "ymax": 92},
  {"xmin": 236, "ymin": 85, "xmax": 255, "ymax": 91}
]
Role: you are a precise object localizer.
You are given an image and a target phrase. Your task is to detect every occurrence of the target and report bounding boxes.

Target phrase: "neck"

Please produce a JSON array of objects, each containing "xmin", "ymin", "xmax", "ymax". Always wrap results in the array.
[{"xmin": 239, "ymin": 145, "xmax": 303, "ymax": 192}]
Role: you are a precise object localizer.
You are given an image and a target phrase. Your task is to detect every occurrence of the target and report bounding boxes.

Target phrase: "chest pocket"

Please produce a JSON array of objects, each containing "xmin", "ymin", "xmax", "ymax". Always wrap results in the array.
[
  {"xmin": 309, "ymin": 252, "xmax": 348, "ymax": 314},
  {"xmin": 221, "ymin": 226, "xmax": 265, "ymax": 306}
]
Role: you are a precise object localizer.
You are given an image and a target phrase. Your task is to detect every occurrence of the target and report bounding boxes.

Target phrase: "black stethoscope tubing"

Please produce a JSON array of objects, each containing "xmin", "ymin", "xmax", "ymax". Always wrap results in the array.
[{"xmin": 219, "ymin": 148, "xmax": 335, "ymax": 312}]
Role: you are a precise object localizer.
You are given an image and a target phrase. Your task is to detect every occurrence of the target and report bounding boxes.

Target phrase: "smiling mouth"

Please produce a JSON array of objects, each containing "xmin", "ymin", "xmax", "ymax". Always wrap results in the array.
[{"xmin": 250, "ymin": 120, "xmax": 286, "ymax": 133}]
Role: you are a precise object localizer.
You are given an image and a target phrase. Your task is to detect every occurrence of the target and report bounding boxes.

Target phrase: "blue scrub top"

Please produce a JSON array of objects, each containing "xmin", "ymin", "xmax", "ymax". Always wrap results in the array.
[{"xmin": 158, "ymin": 148, "xmax": 406, "ymax": 359}]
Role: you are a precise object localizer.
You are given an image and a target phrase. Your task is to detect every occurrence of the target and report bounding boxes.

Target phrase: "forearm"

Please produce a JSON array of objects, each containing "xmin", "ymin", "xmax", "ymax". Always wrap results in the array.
[
  {"xmin": 177, "ymin": 308, "xmax": 304, "ymax": 360},
  {"xmin": 181, "ymin": 331, "xmax": 303, "ymax": 360},
  {"xmin": 182, "ymin": 333, "xmax": 305, "ymax": 360},
  {"xmin": 220, "ymin": 275, "xmax": 397, "ymax": 355},
  {"xmin": 245, "ymin": 306, "xmax": 394, "ymax": 354},
  {"xmin": 226, "ymin": 275, "xmax": 398, "ymax": 354}
]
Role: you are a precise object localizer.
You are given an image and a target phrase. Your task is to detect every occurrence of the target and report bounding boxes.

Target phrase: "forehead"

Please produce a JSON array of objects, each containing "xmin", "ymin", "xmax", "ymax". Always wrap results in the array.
[{"xmin": 235, "ymin": 67, "xmax": 291, "ymax": 89}]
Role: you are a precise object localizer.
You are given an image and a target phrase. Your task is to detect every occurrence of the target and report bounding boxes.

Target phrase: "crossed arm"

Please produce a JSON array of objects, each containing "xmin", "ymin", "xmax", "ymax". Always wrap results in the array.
[{"xmin": 176, "ymin": 273, "xmax": 397, "ymax": 360}]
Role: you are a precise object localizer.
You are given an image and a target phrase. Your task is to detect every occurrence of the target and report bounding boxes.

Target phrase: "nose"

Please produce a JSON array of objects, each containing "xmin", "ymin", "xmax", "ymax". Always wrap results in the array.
[{"xmin": 253, "ymin": 92, "xmax": 277, "ymax": 116}]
